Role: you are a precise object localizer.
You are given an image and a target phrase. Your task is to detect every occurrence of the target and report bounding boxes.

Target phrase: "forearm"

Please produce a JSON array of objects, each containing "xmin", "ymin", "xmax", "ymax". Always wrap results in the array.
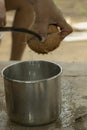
[
  {"xmin": 0, "ymin": 0, "xmax": 5, "ymax": 10},
  {"xmin": 0, "ymin": 0, "xmax": 6, "ymax": 26}
]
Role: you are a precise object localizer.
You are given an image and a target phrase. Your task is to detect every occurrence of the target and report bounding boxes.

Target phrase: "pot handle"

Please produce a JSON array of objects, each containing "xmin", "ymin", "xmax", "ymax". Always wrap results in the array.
[{"xmin": 0, "ymin": 26, "xmax": 42, "ymax": 41}]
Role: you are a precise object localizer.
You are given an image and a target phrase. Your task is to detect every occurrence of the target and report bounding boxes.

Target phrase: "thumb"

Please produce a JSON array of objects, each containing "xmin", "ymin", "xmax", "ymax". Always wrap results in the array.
[{"xmin": 38, "ymin": 22, "xmax": 48, "ymax": 42}]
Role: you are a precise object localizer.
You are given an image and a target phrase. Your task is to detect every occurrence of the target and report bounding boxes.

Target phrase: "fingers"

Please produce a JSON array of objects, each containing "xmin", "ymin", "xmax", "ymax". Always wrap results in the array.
[
  {"xmin": 60, "ymin": 23, "xmax": 73, "ymax": 40},
  {"xmin": 52, "ymin": 8, "xmax": 73, "ymax": 40},
  {"xmin": 37, "ymin": 11, "xmax": 73, "ymax": 41},
  {"xmin": 37, "ymin": 21, "xmax": 73, "ymax": 42},
  {"xmin": 55, "ymin": 13, "xmax": 73, "ymax": 40},
  {"xmin": 33, "ymin": 0, "xmax": 73, "ymax": 41},
  {"xmin": 37, "ymin": 22, "xmax": 48, "ymax": 42}
]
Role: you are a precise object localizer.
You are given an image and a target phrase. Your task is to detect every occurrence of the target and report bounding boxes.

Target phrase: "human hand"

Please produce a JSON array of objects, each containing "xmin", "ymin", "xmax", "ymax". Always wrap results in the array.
[
  {"xmin": 30, "ymin": 0, "xmax": 73, "ymax": 41},
  {"xmin": 0, "ymin": 0, "xmax": 6, "ymax": 27}
]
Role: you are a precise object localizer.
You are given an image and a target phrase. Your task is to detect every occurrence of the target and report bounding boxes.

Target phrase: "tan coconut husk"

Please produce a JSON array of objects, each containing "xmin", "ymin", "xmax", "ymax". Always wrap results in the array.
[{"xmin": 27, "ymin": 24, "xmax": 62, "ymax": 54}]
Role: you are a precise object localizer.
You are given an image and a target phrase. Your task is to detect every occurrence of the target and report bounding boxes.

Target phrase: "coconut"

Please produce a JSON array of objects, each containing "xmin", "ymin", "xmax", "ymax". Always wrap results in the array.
[{"xmin": 27, "ymin": 24, "xmax": 62, "ymax": 54}]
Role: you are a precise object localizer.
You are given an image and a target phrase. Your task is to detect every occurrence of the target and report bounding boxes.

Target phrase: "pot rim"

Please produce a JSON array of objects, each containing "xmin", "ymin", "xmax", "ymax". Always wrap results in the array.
[{"xmin": 1, "ymin": 60, "xmax": 62, "ymax": 83}]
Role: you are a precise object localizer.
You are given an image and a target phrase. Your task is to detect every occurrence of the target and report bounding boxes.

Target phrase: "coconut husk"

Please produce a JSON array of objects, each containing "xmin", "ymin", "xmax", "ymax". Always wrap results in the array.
[{"xmin": 27, "ymin": 24, "xmax": 62, "ymax": 54}]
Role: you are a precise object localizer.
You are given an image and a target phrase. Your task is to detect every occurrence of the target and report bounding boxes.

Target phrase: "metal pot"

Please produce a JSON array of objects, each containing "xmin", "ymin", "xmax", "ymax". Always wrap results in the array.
[{"xmin": 2, "ymin": 60, "xmax": 62, "ymax": 126}]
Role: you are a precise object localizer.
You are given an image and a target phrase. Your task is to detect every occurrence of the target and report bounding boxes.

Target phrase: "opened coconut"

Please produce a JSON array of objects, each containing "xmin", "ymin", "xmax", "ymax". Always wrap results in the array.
[{"xmin": 27, "ymin": 24, "xmax": 62, "ymax": 54}]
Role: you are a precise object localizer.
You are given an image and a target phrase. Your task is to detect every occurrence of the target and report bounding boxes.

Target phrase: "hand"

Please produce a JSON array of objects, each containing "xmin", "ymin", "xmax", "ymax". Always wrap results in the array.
[
  {"xmin": 0, "ymin": 0, "xmax": 6, "ymax": 27},
  {"xmin": 30, "ymin": 0, "xmax": 73, "ymax": 40}
]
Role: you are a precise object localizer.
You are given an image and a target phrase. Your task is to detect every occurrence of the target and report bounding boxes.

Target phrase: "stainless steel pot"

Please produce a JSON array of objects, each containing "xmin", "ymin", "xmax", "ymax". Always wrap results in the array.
[{"xmin": 2, "ymin": 60, "xmax": 62, "ymax": 126}]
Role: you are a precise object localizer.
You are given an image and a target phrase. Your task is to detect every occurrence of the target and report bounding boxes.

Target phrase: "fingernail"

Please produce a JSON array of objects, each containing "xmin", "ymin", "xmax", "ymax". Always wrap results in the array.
[{"xmin": 41, "ymin": 36, "xmax": 46, "ymax": 42}]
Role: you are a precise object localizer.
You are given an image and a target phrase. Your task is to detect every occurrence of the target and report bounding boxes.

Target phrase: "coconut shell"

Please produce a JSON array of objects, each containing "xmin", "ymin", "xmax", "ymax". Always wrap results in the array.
[{"xmin": 27, "ymin": 24, "xmax": 62, "ymax": 54}]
